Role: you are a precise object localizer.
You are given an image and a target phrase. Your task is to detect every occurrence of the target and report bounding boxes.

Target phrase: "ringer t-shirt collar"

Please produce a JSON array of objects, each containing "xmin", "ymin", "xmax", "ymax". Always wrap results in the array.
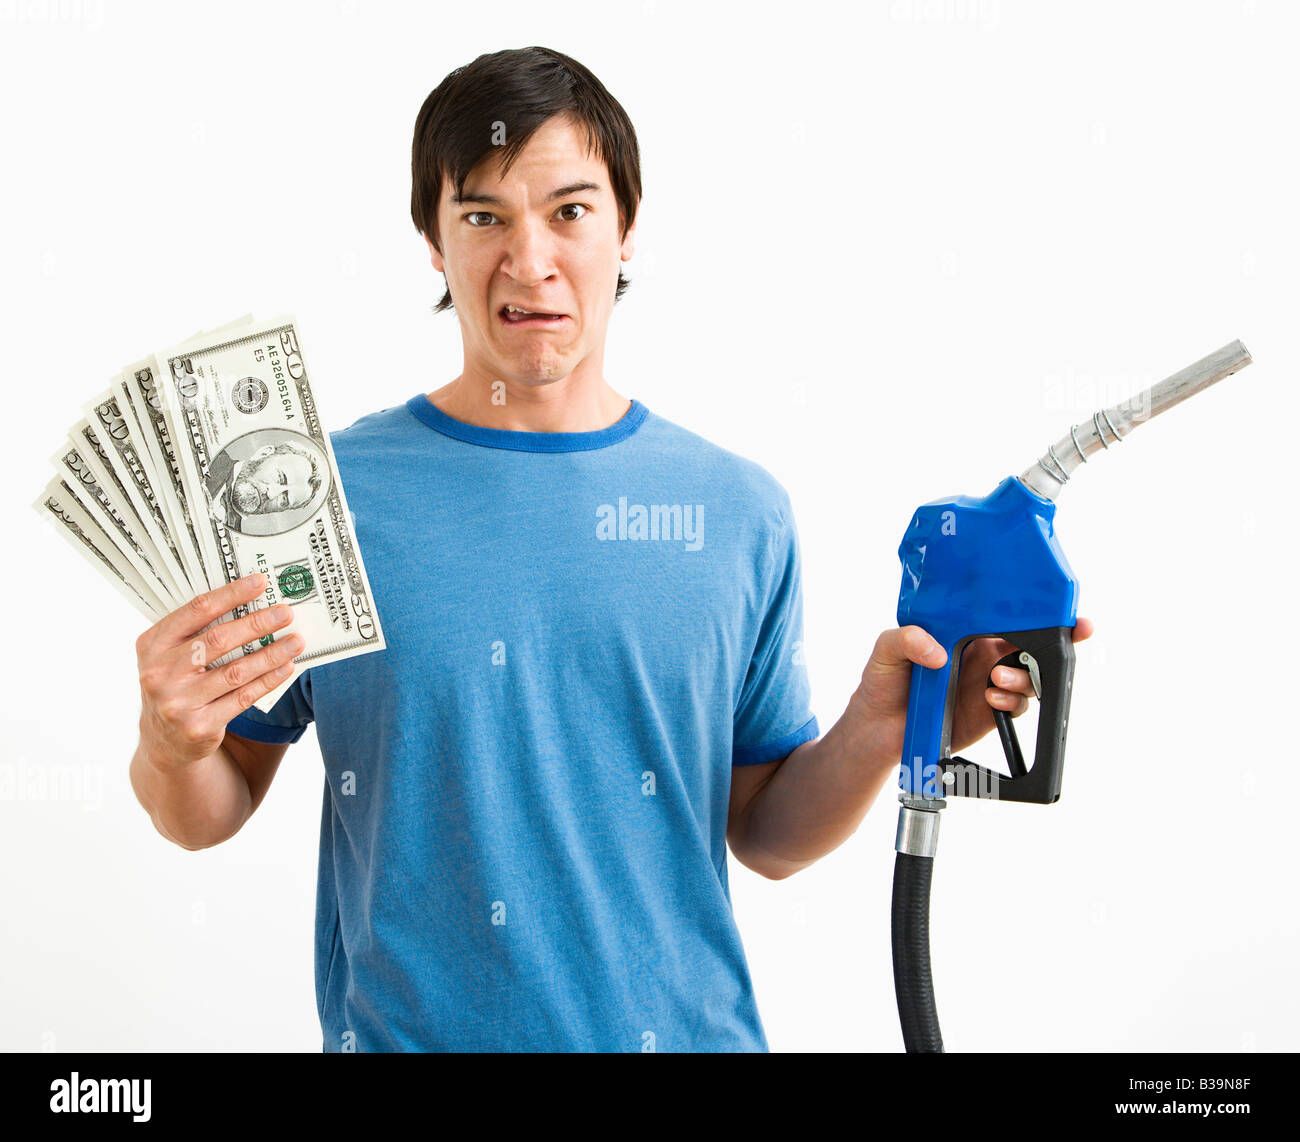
[{"xmin": 406, "ymin": 393, "xmax": 648, "ymax": 453}]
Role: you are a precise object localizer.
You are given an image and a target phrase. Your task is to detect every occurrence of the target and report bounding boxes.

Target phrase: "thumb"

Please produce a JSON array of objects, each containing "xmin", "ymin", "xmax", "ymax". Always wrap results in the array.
[
  {"xmin": 879, "ymin": 625, "xmax": 947, "ymax": 670},
  {"xmin": 856, "ymin": 626, "xmax": 948, "ymax": 718},
  {"xmin": 867, "ymin": 626, "xmax": 948, "ymax": 677}
]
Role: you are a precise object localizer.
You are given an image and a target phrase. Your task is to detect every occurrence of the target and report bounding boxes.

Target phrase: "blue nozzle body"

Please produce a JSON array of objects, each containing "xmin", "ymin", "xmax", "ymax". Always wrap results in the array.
[{"xmin": 896, "ymin": 476, "xmax": 1078, "ymax": 798}]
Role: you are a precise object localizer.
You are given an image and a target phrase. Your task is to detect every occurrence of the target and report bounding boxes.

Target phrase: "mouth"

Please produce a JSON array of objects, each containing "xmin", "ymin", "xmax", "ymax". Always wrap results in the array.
[{"xmin": 498, "ymin": 305, "xmax": 569, "ymax": 329}]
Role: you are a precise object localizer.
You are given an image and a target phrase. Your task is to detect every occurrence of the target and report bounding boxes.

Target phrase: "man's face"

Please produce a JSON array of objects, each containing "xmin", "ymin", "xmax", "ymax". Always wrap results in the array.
[
  {"xmin": 426, "ymin": 112, "xmax": 635, "ymax": 388},
  {"xmin": 231, "ymin": 449, "xmax": 315, "ymax": 515}
]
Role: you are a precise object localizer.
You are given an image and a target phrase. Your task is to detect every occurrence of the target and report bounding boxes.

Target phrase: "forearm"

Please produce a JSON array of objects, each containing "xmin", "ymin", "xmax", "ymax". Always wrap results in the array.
[
  {"xmin": 129, "ymin": 734, "xmax": 252, "ymax": 851},
  {"xmin": 736, "ymin": 690, "xmax": 899, "ymax": 878}
]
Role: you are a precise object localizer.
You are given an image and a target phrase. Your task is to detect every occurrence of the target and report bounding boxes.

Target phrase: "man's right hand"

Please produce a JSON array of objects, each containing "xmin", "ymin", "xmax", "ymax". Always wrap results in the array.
[{"xmin": 135, "ymin": 572, "xmax": 303, "ymax": 767}]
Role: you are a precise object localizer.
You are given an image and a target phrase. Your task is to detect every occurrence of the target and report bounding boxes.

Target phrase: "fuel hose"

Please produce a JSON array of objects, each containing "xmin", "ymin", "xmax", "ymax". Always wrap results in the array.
[{"xmin": 893, "ymin": 798, "xmax": 944, "ymax": 1052}]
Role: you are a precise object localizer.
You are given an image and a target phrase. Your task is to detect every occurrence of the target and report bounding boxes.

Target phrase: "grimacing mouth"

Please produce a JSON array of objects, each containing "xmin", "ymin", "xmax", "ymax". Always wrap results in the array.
[{"xmin": 499, "ymin": 304, "xmax": 569, "ymax": 319}]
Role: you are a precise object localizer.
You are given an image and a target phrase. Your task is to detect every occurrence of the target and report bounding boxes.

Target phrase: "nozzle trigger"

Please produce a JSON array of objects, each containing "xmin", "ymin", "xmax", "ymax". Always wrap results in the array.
[{"xmin": 1017, "ymin": 651, "xmax": 1042, "ymax": 701}]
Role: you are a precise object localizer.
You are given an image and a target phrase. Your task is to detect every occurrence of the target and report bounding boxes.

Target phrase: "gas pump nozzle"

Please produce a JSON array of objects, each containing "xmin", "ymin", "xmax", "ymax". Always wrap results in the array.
[
  {"xmin": 895, "ymin": 340, "xmax": 1253, "ymax": 806},
  {"xmin": 890, "ymin": 339, "xmax": 1253, "ymax": 1053}
]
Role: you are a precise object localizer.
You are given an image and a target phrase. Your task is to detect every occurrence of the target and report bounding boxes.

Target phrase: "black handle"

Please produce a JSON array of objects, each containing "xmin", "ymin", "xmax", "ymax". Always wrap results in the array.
[{"xmin": 941, "ymin": 626, "xmax": 1076, "ymax": 804}]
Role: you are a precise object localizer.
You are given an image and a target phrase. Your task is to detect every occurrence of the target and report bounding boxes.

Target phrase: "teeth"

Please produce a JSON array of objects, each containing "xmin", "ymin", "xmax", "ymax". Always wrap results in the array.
[{"xmin": 505, "ymin": 306, "xmax": 558, "ymax": 318}]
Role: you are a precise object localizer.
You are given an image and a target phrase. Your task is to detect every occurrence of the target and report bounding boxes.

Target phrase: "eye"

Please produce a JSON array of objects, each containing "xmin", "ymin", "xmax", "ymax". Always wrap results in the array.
[
  {"xmin": 462, "ymin": 204, "xmax": 590, "ymax": 227},
  {"xmin": 279, "ymin": 471, "xmax": 287, "ymax": 485}
]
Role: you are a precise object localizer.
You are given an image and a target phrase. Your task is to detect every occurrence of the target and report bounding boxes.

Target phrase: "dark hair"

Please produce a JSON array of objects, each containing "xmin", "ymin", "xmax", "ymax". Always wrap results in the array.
[{"xmin": 411, "ymin": 46, "xmax": 642, "ymax": 314}]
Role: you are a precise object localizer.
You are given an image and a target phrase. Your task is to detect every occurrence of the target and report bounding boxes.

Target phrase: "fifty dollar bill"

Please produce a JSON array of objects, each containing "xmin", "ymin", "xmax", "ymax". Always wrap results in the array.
[{"xmin": 153, "ymin": 314, "xmax": 385, "ymax": 712}]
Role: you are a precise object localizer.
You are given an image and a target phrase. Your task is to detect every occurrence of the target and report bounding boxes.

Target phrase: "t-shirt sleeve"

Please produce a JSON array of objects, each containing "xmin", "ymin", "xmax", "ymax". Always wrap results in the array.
[
  {"xmin": 732, "ymin": 495, "xmax": 818, "ymax": 766},
  {"xmin": 224, "ymin": 668, "xmax": 315, "ymax": 744}
]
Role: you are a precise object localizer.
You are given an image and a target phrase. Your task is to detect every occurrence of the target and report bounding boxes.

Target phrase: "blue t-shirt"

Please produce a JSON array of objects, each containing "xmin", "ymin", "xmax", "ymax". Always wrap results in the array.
[{"xmin": 226, "ymin": 393, "xmax": 819, "ymax": 1052}]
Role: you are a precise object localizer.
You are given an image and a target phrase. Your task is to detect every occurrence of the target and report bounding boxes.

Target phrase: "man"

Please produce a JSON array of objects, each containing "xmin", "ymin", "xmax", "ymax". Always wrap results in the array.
[
  {"xmin": 129, "ymin": 46, "xmax": 1092, "ymax": 1052},
  {"xmin": 202, "ymin": 435, "xmax": 326, "ymax": 535}
]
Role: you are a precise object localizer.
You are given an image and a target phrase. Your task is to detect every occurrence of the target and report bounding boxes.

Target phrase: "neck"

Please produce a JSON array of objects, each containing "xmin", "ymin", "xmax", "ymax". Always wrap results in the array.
[{"xmin": 426, "ymin": 370, "xmax": 630, "ymax": 433}]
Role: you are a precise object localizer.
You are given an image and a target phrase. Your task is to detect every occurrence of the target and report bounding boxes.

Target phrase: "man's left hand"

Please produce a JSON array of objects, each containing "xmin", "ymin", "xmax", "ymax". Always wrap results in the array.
[{"xmin": 852, "ymin": 618, "xmax": 1095, "ymax": 764}]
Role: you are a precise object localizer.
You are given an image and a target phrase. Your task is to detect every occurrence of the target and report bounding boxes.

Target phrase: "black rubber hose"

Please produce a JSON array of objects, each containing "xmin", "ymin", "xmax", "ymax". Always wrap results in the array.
[{"xmin": 892, "ymin": 851, "xmax": 944, "ymax": 1052}]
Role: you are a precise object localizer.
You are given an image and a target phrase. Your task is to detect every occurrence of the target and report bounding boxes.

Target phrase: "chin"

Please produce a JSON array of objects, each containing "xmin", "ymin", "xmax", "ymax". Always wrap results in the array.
[{"xmin": 512, "ymin": 362, "xmax": 569, "ymax": 385}]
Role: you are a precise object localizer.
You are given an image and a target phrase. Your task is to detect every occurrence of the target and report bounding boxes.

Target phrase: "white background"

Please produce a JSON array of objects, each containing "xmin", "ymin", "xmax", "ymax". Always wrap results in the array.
[{"xmin": 1, "ymin": 0, "xmax": 1295, "ymax": 1053}]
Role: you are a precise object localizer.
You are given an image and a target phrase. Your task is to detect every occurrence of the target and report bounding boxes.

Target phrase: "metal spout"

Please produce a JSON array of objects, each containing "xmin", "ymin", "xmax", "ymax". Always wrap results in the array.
[{"xmin": 1019, "ymin": 340, "xmax": 1253, "ymax": 501}]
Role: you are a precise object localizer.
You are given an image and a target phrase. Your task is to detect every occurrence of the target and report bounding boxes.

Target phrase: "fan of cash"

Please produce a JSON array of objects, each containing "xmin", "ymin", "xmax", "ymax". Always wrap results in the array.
[{"xmin": 33, "ymin": 313, "xmax": 386, "ymax": 714}]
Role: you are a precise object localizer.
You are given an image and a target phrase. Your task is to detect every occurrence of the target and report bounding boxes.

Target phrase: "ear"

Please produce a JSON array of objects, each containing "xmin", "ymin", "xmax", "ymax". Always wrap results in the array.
[
  {"xmin": 619, "ymin": 208, "xmax": 637, "ymax": 264},
  {"xmin": 424, "ymin": 232, "xmax": 445, "ymax": 274}
]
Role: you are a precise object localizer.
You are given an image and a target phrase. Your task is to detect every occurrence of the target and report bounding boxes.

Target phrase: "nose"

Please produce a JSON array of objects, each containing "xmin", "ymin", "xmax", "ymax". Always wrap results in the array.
[{"xmin": 502, "ymin": 213, "xmax": 559, "ymax": 288}]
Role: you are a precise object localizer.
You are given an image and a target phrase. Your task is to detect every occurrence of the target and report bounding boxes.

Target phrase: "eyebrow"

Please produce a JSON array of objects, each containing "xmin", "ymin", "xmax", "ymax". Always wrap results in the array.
[{"xmin": 451, "ymin": 180, "xmax": 604, "ymax": 207}]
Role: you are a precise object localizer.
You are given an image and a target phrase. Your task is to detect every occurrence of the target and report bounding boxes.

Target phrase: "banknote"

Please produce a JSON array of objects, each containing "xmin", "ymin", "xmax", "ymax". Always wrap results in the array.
[
  {"xmin": 33, "ymin": 475, "xmax": 169, "ymax": 624},
  {"xmin": 114, "ymin": 314, "xmax": 258, "ymax": 593},
  {"xmin": 153, "ymin": 314, "xmax": 385, "ymax": 712},
  {"xmin": 115, "ymin": 364, "xmax": 210, "ymax": 592},
  {"xmin": 34, "ymin": 313, "xmax": 384, "ymax": 718},
  {"xmin": 50, "ymin": 436, "xmax": 181, "ymax": 610},
  {"xmin": 81, "ymin": 390, "xmax": 196, "ymax": 600}
]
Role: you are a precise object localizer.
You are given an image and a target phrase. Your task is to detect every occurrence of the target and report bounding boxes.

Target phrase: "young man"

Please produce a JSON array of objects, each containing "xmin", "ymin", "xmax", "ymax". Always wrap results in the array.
[{"xmin": 129, "ymin": 46, "xmax": 1092, "ymax": 1052}]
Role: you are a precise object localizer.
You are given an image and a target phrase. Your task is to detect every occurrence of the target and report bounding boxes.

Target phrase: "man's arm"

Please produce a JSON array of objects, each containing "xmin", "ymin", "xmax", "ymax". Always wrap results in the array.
[
  {"xmin": 130, "ymin": 732, "xmax": 288, "ymax": 851},
  {"xmin": 726, "ymin": 758, "xmax": 787, "ymax": 877},
  {"xmin": 726, "ymin": 691, "xmax": 893, "ymax": 881}
]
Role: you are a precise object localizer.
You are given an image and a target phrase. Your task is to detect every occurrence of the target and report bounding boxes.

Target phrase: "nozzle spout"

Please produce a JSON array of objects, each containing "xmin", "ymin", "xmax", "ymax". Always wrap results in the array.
[{"xmin": 1019, "ymin": 340, "xmax": 1253, "ymax": 501}]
